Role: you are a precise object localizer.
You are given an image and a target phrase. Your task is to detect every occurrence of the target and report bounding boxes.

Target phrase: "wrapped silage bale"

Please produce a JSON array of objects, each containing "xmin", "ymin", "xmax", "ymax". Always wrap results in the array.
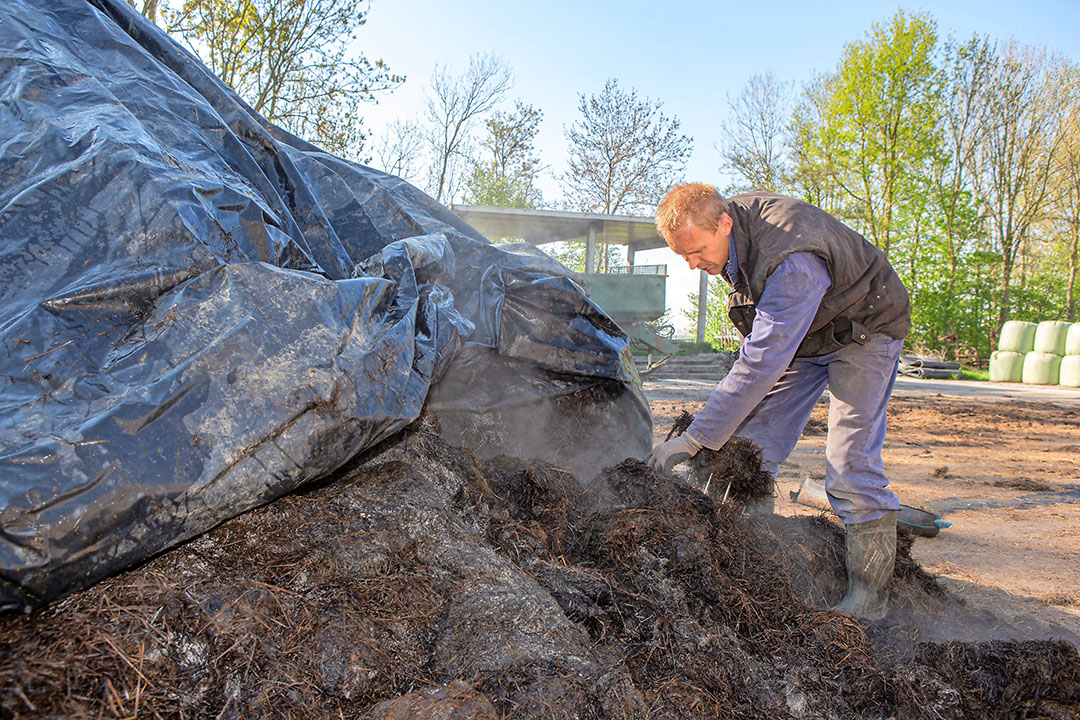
[
  {"xmin": 989, "ymin": 350, "xmax": 1025, "ymax": 383},
  {"xmin": 1061, "ymin": 355, "xmax": 1080, "ymax": 388},
  {"xmin": 1033, "ymin": 321, "xmax": 1071, "ymax": 355},
  {"xmin": 998, "ymin": 320, "xmax": 1037, "ymax": 352},
  {"xmin": 1022, "ymin": 352, "xmax": 1062, "ymax": 385},
  {"xmin": 1066, "ymin": 323, "xmax": 1080, "ymax": 356}
]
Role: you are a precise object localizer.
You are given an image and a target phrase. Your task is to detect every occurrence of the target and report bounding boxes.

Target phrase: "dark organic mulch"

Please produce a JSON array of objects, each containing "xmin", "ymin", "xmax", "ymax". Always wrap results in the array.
[
  {"xmin": 1, "ymin": 410, "xmax": 1077, "ymax": 720},
  {"xmin": 685, "ymin": 437, "xmax": 775, "ymax": 503},
  {"xmin": 802, "ymin": 417, "xmax": 828, "ymax": 436},
  {"xmin": 991, "ymin": 477, "xmax": 1055, "ymax": 492},
  {"xmin": 915, "ymin": 640, "xmax": 1080, "ymax": 717},
  {"xmin": 665, "ymin": 410, "xmax": 774, "ymax": 503}
]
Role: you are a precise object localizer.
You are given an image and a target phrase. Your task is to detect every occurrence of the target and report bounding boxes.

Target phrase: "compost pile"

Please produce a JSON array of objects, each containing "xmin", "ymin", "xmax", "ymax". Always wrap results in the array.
[{"xmin": 3, "ymin": 412, "xmax": 1078, "ymax": 720}]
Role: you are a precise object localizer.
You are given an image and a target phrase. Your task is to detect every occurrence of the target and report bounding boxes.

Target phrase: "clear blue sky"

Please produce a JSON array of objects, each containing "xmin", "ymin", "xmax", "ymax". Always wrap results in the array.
[{"xmin": 354, "ymin": 0, "xmax": 1080, "ymax": 331}]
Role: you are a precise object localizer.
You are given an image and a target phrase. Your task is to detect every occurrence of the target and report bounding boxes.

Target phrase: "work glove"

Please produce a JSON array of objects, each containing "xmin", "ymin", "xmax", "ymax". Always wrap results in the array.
[{"xmin": 646, "ymin": 432, "xmax": 703, "ymax": 474}]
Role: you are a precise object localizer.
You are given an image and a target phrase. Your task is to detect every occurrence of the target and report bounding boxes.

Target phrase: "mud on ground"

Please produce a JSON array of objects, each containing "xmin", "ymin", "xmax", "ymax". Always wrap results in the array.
[{"xmin": 2, "ymin": 409, "xmax": 1078, "ymax": 719}]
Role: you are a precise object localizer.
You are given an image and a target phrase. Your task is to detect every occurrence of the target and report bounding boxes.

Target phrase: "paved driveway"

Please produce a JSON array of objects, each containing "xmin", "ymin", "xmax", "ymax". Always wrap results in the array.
[
  {"xmin": 891, "ymin": 377, "xmax": 1080, "ymax": 406},
  {"xmin": 642, "ymin": 374, "xmax": 1080, "ymax": 407}
]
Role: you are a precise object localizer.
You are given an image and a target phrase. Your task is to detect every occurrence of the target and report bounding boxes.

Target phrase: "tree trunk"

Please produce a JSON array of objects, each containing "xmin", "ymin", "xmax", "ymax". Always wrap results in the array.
[
  {"xmin": 1068, "ymin": 231, "xmax": 1079, "ymax": 321},
  {"xmin": 997, "ymin": 252, "xmax": 1014, "ymax": 333}
]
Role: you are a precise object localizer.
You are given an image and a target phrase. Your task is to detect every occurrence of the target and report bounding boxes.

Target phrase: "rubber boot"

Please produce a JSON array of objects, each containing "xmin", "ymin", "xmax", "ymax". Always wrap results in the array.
[{"xmin": 832, "ymin": 511, "xmax": 897, "ymax": 620}]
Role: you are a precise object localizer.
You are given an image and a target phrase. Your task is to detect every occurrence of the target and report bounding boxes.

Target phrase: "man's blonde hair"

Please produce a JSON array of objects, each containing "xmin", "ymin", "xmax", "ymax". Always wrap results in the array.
[{"xmin": 654, "ymin": 183, "xmax": 731, "ymax": 238}]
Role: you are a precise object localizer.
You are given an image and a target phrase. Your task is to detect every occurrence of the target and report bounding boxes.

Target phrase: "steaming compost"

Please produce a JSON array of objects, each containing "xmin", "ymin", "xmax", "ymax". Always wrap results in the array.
[{"xmin": 3, "ymin": 412, "xmax": 1077, "ymax": 719}]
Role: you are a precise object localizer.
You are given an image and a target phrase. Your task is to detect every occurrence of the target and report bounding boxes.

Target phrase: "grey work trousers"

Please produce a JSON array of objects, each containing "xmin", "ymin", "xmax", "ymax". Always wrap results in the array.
[{"xmin": 733, "ymin": 333, "xmax": 904, "ymax": 524}]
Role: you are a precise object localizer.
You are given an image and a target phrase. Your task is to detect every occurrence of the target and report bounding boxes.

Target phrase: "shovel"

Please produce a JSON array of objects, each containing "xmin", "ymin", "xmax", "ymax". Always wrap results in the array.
[{"xmin": 789, "ymin": 476, "xmax": 952, "ymax": 538}]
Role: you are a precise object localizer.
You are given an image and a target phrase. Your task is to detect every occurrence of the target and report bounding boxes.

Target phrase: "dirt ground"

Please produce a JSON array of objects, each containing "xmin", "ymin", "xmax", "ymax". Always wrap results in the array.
[{"xmin": 647, "ymin": 385, "xmax": 1080, "ymax": 644}]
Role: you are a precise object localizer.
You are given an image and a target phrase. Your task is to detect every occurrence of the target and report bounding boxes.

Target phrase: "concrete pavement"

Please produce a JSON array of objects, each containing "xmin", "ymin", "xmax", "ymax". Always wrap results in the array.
[
  {"xmin": 891, "ymin": 377, "xmax": 1080, "ymax": 405},
  {"xmin": 642, "ymin": 373, "xmax": 1080, "ymax": 407}
]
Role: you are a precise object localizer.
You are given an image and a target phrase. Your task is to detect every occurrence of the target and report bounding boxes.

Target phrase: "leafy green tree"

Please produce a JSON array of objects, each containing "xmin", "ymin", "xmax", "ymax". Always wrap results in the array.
[
  {"xmin": 462, "ymin": 167, "xmax": 534, "ymax": 208},
  {"xmin": 541, "ymin": 242, "xmax": 623, "ymax": 274},
  {"xmin": 784, "ymin": 11, "xmax": 1039, "ymax": 360},
  {"xmin": 1045, "ymin": 61, "xmax": 1080, "ymax": 321},
  {"xmin": 681, "ymin": 278, "xmax": 742, "ymax": 351},
  {"xmin": 913, "ymin": 35, "xmax": 997, "ymax": 357},
  {"xmin": 164, "ymin": 0, "xmax": 400, "ymax": 159},
  {"xmin": 463, "ymin": 101, "xmax": 544, "ymax": 208},
  {"xmin": 789, "ymin": 74, "xmax": 845, "ymax": 212},
  {"xmin": 818, "ymin": 10, "xmax": 943, "ymax": 259}
]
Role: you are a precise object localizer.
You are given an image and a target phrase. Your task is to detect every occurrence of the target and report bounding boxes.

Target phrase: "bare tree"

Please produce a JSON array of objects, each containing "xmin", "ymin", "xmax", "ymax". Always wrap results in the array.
[
  {"xmin": 975, "ymin": 43, "xmax": 1071, "ymax": 329},
  {"xmin": 1049, "ymin": 62, "xmax": 1080, "ymax": 320},
  {"xmin": 480, "ymin": 102, "xmax": 543, "ymax": 181},
  {"xmin": 562, "ymin": 78, "xmax": 692, "ymax": 216},
  {"xmin": 372, "ymin": 119, "xmax": 425, "ymax": 184},
  {"xmin": 560, "ymin": 78, "xmax": 691, "ymax": 272},
  {"xmin": 424, "ymin": 53, "xmax": 512, "ymax": 203},
  {"xmin": 717, "ymin": 72, "xmax": 793, "ymax": 193},
  {"xmin": 165, "ymin": 0, "xmax": 401, "ymax": 159}
]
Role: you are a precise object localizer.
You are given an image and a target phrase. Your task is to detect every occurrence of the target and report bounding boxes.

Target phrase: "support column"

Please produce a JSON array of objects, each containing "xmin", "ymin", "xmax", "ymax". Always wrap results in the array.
[
  {"xmin": 626, "ymin": 244, "xmax": 636, "ymax": 272},
  {"xmin": 696, "ymin": 270, "xmax": 709, "ymax": 343},
  {"xmin": 585, "ymin": 225, "xmax": 596, "ymax": 274}
]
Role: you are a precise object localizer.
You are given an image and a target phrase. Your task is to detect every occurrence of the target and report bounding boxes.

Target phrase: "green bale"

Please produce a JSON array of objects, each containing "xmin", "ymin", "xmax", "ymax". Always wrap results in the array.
[
  {"xmin": 989, "ymin": 350, "xmax": 1024, "ymax": 383},
  {"xmin": 1061, "ymin": 355, "xmax": 1080, "ymax": 388},
  {"xmin": 998, "ymin": 320, "xmax": 1037, "ymax": 353},
  {"xmin": 1022, "ymin": 352, "xmax": 1062, "ymax": 385},
  {"xmin": 1066, "ymin": 323, "xmax": 1080, "ymax": 356},
  {"xmin": 1033, "ymin": 321, "xmax": 1071, "ymax": 355}
]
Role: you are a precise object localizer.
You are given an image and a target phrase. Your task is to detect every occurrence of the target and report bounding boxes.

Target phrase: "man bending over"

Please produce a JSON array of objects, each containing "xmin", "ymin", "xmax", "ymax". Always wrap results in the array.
[{"xmin": 647, "ymin": 183, "xmax": 910, "ymax": 620}]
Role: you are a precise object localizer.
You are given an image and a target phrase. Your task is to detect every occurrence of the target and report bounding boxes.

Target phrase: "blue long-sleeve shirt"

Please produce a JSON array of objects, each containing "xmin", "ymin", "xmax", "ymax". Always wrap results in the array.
[{"xmin": 686, "ymin": 250, "xmax": 832, "ymax": 449}]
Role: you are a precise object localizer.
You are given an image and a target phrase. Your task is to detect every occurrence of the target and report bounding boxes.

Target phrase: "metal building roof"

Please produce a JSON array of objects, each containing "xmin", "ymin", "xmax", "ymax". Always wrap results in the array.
[{"xmin": 451, "ymin": 204, "xmax": 667, "ymax": 252}]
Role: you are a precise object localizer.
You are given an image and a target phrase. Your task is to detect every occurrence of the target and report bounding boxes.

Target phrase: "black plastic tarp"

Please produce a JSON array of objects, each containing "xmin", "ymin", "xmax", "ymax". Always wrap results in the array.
[{"xmin": 0, "ymin": 0, "xmax": 650, "ymax": 611}]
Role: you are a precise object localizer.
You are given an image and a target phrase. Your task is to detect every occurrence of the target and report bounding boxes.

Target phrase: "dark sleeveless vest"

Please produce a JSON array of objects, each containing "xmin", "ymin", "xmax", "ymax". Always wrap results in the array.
[{"xmin": 725, "ymin": 193, "xmax": 910, "ymax": 358}]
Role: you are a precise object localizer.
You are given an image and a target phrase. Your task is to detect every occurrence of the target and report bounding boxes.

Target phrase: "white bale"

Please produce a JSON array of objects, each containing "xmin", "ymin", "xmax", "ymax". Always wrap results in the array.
[
  {"xmin": 1022, "ymin": 352, "xmax": 1062, "ymax": 385},
  {"xmin": 1060, "ymin": 355, "xmax": 1080, "ymax": 388},
  {"xmin": 1033, "ymin": 321, "xmax": 1071, "ymax": 355},
  {"xmin": 989, "ymin": 350, "xmax": 1024, "ymax": 383},
  {"xmin": 998, "ymin": 320, "xmax": 1037, "ymax": 353},
  {"xmin": 1066, "ymin": 323, "xmax": 1080, "ymax": 356}
]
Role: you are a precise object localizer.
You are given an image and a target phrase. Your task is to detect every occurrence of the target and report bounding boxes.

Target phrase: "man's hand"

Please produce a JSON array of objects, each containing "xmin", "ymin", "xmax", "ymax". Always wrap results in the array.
[{"xmin": 646, "ymin": 433, "xmax": 703, "ymax": 474}]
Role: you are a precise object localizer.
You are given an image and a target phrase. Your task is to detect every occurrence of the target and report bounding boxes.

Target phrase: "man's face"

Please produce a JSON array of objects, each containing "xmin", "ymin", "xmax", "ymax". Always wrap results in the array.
[{"xmin": 666, "ymin": 213, "xmax": 733, "ymax": 275}]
